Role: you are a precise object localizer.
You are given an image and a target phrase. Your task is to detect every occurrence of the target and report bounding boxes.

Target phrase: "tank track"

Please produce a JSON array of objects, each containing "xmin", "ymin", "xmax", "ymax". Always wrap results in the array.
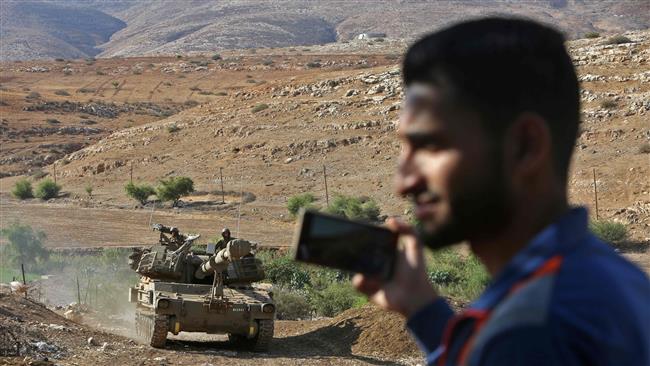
[
  {"xmin": 229, "ymin": 319, "xmax": 274, "ymax": 351},
  {"xmin": 136, "ymin": 311, "xmax": 168, "ymax": 348}
]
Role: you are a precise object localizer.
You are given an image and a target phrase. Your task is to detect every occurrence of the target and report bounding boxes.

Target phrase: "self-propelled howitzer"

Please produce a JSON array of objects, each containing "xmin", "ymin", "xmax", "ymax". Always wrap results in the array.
[{"xmin": 128, "ymin": 225, "xmax": 275, "ymax": 350}]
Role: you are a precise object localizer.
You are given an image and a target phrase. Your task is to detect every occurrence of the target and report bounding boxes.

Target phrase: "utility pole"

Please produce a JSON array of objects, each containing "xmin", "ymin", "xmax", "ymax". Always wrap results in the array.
[
  {"xmin": 220, "ymin": 167, "xmax": 225, "ymax": 204},
  {"xmin": 593, "ymin": 168, "xmax": 599, "ymax": 220},
  {"xmin": 53, "ymin": 163, "xmax": 57, "ymax": 184},
  {"xmin": 323, "ymin": 165, "xmax": 329, "ymax": 207},
  {"xmin": 76, "ymin": 276, "xmax": 81, "ymax": 305},
  {"xmin": 21, "ymin": 264, "xmax": 27, "ymax": 298},
  {"xmin": 130, "ymin": 161, "xmax": 133, "ymax": 183}
]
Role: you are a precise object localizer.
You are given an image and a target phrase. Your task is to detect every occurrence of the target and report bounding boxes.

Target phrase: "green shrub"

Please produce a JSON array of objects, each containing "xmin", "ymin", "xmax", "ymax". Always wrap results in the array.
[
  {"xmin": 12, "ymin": 179, "xmax": 33, "ymax": 199},
  {"xmin": 605, "ymin": 35, "xmax": 632, "ymax": 45},
  {"xmin": 85, "ymin": 184, "xmax": 93, "ymax": 198},
  {"xmin": 325, "ymin": 194, "xmax": 381, "ymax": 222},
  {"xmin": 251, "ymin": 103, "xmax": 268, "ymax": 113},
  {"xmin": 212, "ymin": 53, "xmax": 222, "ymax": 61},
  {"xmin": 156, "ymin": 176, "xmax": 194, "ymax": 207},
  {"xmin": 287, "ymin": 193, "xmax": 317, "ymax": 216},
  {"xmin": 590, "ymin": 220, "xmax": 628, "ymax": 243},
  {"xmin": 35, "ymin": 179, "xmax": 61, "ymax": 200},
  {"xmin": 124, "ymin": 181, "xmax": 155, "ymax": 205},
  {"xmin": 309, "ymin": 282, "xmax": 364, "ymax": 317},
  {"xmin": 111, "ymin": 81, "xmax": 119, "ymax": 88},
  {"xmin": 1, "ymin": 222, "xmax": 48, "ymax": 272},
  {"xmin": 274, "ymin": 288, "xmax": 312, "ymax": 320},
  {"xmin": 426, "ymin": 249, "xmax": 489, "ymax": 301},
  {"xmin": 584, "ymin": 31, "xmax": 600, "ymax": 39},
  {"xmin": 264, "ymin": 254, "xmax": 311, "ymax": 289},
  {"xmin": 54, "ymin": 90, "xmax": 70, "ymax": 96},
  {"xmin": 167, "ymin": 124, "xmax": 180, "ymax": 133}
]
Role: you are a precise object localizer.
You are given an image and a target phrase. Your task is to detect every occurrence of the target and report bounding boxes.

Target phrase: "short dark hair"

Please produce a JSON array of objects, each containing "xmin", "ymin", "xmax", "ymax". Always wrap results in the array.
[{"xmin": 403, "ymin": 17, "xmax": 580, "ymax": 179}]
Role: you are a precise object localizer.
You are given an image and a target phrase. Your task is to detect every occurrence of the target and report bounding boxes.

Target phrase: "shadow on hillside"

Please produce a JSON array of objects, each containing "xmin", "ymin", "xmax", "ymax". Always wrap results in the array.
[
  {"xmin": 613, "ymin": 240, "xmax": 649, "ymax": 254},
  {"xmin": 165, "ymin": 320, "xmax": 396, "ymax": 364}
]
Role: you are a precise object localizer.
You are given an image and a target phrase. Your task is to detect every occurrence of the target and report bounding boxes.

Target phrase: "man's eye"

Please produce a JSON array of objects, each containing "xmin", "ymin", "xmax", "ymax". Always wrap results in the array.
[{"xmin": 410, "ymin": 139, "xmax": 441, "ymax": 151}]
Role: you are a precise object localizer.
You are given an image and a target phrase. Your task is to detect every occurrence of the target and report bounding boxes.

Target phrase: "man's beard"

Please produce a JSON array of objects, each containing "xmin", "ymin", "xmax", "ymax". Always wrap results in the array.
[{"xmin": 416, "ymin": 161, "xmax": 514, "ymax": 250}]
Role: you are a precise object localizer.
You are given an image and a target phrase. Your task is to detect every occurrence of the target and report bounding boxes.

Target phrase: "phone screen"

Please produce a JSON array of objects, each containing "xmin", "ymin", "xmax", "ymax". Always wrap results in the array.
[{"xmin": 293, "ymin": 210, "xmax": 397, "ymax": 280}]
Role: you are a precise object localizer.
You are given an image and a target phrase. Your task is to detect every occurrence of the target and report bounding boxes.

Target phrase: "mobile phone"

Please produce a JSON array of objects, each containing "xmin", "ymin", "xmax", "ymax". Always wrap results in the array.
[{"xmin": 292, "ymin": 210, "xmax": 397, "ymax": 280}]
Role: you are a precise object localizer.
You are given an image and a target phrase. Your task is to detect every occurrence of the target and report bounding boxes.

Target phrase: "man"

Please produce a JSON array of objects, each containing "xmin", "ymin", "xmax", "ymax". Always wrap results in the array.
[
  {"xmin": 215, "ymin": 228, "xmax": 234, "ymax": 251},
  {"xmin": 354, "ymin": 18, "xmax": 650, "ymax": 366}
]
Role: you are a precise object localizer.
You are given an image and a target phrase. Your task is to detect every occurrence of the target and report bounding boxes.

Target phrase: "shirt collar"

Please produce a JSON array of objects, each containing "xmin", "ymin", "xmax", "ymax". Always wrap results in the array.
[{"xmin": 470, "ymin": 207, "xmax": 589, "ymax": 310}]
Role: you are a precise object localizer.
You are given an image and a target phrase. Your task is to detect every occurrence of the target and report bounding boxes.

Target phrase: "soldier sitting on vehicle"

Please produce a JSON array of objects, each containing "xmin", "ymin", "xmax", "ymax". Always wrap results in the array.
[
  {"xmin": 215, "ymin": 228, "xmax": 235, "ymax": 251},
  {"xmin": 158, "ymin": 225, "xmax": 187, "ymax": 251}
]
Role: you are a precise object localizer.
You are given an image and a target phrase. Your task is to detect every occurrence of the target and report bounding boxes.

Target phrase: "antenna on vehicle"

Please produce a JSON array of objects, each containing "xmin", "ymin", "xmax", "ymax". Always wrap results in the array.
[
  {"xmin": 148, "ymin": 200, "xmax": 156, "ymax": 227},
  {"xmin": 236, "ymin": 174, "xmax": 243, "ymax": 237}
]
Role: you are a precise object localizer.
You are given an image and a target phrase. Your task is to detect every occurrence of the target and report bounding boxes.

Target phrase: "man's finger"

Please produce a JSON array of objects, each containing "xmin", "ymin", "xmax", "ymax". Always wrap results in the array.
[
  {"xmin": 386, "ymin": 217, "xmax": 416, "ymax": 235},
  {"xmin": 352, "ymin": 273, "xmax": 382, "ymax": 296}
]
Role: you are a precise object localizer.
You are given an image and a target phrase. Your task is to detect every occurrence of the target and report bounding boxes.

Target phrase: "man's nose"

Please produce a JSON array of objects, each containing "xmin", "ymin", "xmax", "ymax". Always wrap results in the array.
[{"xmin": 395, "ymin": 155, "xmax": 425, "ymax": 198}]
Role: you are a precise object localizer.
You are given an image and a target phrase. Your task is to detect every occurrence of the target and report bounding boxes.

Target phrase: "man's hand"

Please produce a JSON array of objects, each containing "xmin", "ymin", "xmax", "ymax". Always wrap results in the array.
[{"xmin": 353, "ymin": 218, "xmax": 438, "ymax": 318}]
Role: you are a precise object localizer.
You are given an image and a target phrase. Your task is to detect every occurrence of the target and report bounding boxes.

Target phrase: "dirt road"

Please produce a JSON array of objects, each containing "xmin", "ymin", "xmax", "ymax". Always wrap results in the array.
[{"xmin": 0, "ymin": 293, "xmax": 423, "ymax": 366}]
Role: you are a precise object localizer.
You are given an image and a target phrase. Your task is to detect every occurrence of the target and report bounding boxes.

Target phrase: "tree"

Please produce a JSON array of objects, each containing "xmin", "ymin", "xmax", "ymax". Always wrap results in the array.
[
  {"xmin": 287, "ymin": 193, "xmax": 317, "ymax": 217},
  {"xmin": 35, "ymin": 179, "xmax": 61, "ymax": 200},
  {"xmin": 1, "ymin": 222, "xmax": 49, "ymax": 272},
  {"xmin": 326, "ymin": 194, "xmax": 381, "ymax": 222},
  {"xmin": 125, "ymin": 181, "xmax": 156, "ymax": 205},
  {"xmin": 156, "ymin": 176, "xmax": 194, "ymax": 207},
  {"xmin": 12, "ymin": 178, "xmax": 33, "ymax": 199}
]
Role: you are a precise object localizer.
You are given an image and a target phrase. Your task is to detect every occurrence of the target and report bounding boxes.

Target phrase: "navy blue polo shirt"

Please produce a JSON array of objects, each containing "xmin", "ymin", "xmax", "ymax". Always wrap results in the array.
[{"xmin": 407, "ymin": 207, "xmax": 650, "ymax": 366}]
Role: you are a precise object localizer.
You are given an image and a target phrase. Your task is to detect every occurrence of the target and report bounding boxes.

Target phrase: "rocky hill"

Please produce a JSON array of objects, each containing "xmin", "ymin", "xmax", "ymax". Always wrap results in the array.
[
  {"xmin": 0, "ymin": 1, "xmax": 126, "ymax": 61},
  {"xmin": 2, "ymin": 0, "xmax": 649, "ymax": 61},
  {"xmin": 0, "ymin": 30, "xmax": 648, "ymax": 255}
]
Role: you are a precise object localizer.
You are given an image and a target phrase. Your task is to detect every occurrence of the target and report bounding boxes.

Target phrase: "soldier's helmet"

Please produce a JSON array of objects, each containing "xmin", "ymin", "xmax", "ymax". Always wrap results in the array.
[
  {"xmin": 222, "ymin": 228, "xmax": 230, "ymax": 236},
  {"xmin": 170, "ymin": 227, "xmax": 179, "ymax": 235}
]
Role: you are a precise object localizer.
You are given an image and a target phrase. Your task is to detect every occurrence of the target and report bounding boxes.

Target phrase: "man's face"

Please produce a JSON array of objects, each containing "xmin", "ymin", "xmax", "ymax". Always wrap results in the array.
[
  {"xmin": 223, "ymin": 231, "xmax": 230, "ymax": 240},
  {"xmin": 396, "ymin": 84, "xmax": 514, "ymax": 248}
]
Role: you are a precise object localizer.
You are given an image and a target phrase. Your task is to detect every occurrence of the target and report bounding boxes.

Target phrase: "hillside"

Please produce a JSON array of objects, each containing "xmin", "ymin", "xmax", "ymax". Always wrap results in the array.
[
  {"xmin": 2, "ymin": 0, "xmax": 649, "ymax": 61},
  {"xmin": 0, "ymin": 31, "xmax": 648, "ymax": 262},
  {"xmin": 0, "ymin": 1, "xmax": 126, "ymax": 61}
]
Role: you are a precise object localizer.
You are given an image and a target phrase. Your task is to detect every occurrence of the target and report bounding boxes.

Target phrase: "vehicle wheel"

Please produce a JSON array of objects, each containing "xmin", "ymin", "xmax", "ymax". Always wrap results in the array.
[{"xmin": 229, "ymin": 319, "xmax": 274, "ymax": 352}]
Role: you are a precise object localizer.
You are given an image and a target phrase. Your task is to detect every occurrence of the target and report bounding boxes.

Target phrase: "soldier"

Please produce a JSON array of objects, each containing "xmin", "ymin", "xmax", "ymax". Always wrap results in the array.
[
  {"xmin": 215, "ymin": 228, "xmax": 235, "ymax": 251},
  {"xmin": 159, "ymin": 226, "xmax": 186, "ymax": 251}
]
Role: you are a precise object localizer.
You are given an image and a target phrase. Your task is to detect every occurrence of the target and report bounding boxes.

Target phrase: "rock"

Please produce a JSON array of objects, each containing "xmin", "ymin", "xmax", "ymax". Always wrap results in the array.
[
  {"xmin": 285, "ymin": 157, "xmax": 293, "ymax": 164},
  {"xmin": 367, "ymin": 84, "xmax": 385, "ymax": 95},
  {"xmin": 100, "ymin": 342, "xmax": 110, "ymax": 351},
  {"xmin": 87, "ymin": 337, "xmax": 98, "ymax": 346},
  {"xmin": 345, "ymin": 89, "xmax": 358, "ymax": 97}
]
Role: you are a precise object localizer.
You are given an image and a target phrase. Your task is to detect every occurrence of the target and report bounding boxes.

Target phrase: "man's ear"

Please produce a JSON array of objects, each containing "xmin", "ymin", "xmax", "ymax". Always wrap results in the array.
[{"xmin": 503, "ymin": 113, "xmax": 552, "ymax": 183}]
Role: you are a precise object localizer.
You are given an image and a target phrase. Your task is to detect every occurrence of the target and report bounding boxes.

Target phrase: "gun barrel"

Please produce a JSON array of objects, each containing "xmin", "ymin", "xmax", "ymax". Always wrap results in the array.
[{"xmin": 195, "ymin": 239, "xmax": 252, "ymax": 279}]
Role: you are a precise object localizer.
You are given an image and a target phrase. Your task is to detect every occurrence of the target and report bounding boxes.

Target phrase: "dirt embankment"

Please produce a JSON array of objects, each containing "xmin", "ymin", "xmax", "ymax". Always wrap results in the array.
[{"xmin": 0, "ymin": 292, "xmax": 424, "ymax": 365}]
